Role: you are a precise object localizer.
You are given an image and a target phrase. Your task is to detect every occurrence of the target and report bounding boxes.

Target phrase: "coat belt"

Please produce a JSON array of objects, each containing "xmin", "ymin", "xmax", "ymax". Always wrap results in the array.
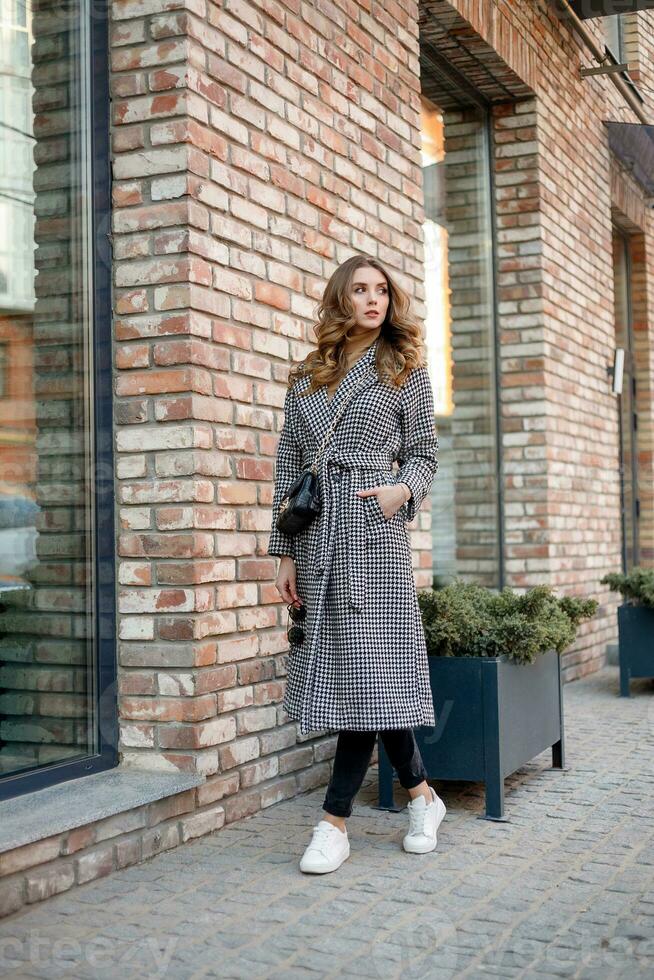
[{"xmin": 312, "ymin": 449, "xmax": 394, "ymax": 611}]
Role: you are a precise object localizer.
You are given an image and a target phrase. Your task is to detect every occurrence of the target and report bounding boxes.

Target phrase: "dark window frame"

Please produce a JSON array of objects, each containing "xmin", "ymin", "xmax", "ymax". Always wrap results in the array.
[{"xmin": 0, "ymin": 342, "xmax": 6, "ymax": 399}]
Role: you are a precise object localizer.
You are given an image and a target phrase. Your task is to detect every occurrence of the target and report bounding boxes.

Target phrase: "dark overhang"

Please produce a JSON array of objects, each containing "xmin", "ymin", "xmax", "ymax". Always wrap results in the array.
[
  {"xmin": 605, "ymin": 121, "xmax": 654, "ymax": 195},
  {"xmin": 570, "ymin": 1, "xmax": 654, "ymax": 16}
]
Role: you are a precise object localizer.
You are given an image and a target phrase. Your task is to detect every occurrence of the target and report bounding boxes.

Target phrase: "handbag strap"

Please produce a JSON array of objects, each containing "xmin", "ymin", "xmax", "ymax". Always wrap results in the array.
[{"xmin": 309, "ymin": 365, "xmax": 376, "ymax": 472}]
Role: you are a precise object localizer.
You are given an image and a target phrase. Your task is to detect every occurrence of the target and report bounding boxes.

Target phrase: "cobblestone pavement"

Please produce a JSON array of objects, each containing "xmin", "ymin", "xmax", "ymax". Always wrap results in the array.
[{"xmin": 1, "ymin": 666, "xmax": 653, "ymax": 980}]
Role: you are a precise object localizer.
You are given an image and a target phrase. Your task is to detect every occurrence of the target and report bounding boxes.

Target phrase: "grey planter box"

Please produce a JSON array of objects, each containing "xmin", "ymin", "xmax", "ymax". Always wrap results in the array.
[
  {"xmin": 618, "ymin": 604, "xmax": 654, "ymax": 697},
  {"xmin": 378, "ymin": 648, "xmax": 565, "ymax": 821}
]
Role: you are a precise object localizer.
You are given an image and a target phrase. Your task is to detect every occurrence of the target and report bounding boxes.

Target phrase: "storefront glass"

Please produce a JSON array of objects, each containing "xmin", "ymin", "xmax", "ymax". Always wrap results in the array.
[
  {"xmin": 421, "ymin": 94, "xmax": 502, "ymax": 589},
  {"xmin": 0, "ymin": 0, "xmax": 114, "ymax": 797},
  {"xmin": 612, "ymin": 227, "xmax": 640, "ymax": 571}
]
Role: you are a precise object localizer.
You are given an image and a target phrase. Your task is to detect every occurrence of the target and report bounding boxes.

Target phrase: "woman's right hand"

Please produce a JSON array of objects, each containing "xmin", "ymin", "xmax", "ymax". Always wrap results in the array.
[{"xmin": 276, "ymin": 555, "xmax": 301, "ymax": 606}]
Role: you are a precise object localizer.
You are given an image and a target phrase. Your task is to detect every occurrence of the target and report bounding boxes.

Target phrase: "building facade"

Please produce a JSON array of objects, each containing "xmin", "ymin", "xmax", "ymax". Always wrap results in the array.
[{"xmin": 0, "ymin": 0, "xmax": 653, "ymax": 915}]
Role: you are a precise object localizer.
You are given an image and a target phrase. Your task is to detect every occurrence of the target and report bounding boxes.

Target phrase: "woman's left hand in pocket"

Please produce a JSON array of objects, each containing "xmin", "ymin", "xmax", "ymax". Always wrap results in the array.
[{"xmin": 357, "ymin": 483, "xmax": 409, "ymax": 520}]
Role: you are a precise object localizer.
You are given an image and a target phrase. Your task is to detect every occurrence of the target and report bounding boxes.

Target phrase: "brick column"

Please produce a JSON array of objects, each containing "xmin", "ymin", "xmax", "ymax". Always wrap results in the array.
[{"xmin": 111, "ymin": 0, "xmax": 429, "ymax": 815}]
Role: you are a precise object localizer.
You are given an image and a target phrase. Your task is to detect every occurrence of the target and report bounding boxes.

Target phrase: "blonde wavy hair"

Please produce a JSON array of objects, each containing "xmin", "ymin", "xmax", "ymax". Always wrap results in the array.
[{"xmin": 288, "ymin": 255, "xmax": 427, "ymax": 396}]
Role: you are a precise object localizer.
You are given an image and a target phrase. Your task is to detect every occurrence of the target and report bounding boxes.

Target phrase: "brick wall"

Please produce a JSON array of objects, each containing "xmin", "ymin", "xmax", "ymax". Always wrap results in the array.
[
  {"xmin": 110, "ymin": 0, "xmax": 428, "ymax": 813},
  {"xmin": 425, "ymin": 0, "xmax": 654, "ymax": 680},
  {"xmin": 530, "ymin": 2, "xmax": 653, "ymax": 678}
]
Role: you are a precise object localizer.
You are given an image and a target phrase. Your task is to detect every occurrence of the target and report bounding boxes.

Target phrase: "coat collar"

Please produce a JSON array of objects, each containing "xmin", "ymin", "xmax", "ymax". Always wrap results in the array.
[{"xmin": 295, "ymin": 337, "xmax": 380, "ymax": 444}]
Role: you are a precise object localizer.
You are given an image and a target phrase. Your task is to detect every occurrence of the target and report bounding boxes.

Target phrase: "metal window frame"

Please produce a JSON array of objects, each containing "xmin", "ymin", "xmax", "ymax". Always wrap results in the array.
[
  {"xmin": 0, "ymin": 341, "xmax": 6, "ymax": 399},
  {"xmin": 484, "ymin": 112, "xmax": 506, "ymax": 592},
  {"xmin": 0, "ymin": 1, "xmax": 117, "ymax": 803}
]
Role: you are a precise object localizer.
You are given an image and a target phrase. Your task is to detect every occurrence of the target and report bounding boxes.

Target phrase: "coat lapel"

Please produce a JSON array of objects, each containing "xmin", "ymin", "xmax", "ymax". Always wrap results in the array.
[{"xmin": 295, "ymin": 338, "xmax": 380, "ymax": 446}]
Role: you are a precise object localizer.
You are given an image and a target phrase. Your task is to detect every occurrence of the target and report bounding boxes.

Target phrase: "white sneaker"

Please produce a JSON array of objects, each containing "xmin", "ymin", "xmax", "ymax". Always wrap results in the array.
[
  {"xmin": 403, "ymin": 786, "xmax": 446, "ymax": 853},
  {"xmin": 299, "ymin": 819, "xmax": 350, "ymax": 874}
]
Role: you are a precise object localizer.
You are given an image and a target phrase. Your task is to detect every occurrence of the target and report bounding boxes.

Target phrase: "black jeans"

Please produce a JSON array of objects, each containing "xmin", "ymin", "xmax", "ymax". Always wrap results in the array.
[{"xmin": 323, "ymin": 728, "xmax": 429, "ymax": 818}]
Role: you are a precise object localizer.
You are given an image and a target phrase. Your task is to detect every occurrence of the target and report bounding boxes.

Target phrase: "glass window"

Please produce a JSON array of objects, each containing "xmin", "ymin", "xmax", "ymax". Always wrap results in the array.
[
  {"xmin": 421, "ymin": 94, "xmax": 502, "ymax": 589},
  {"xmin": 0, "ymin": 1, "xmax": 113, "ymax": 794},
  {"xmin": 605, "ymin": 14, "xmax": 624, "ymax": 61},
  {"xmin": 612, "ymin": 228, "xmax": 639, "ymax": 570}
]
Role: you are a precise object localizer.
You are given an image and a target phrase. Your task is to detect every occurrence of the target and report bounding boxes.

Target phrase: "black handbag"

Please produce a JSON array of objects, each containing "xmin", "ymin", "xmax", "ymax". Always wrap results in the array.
[{"xmin": 276, "ymin": 365, "xmax": 375, "ymax": 536}]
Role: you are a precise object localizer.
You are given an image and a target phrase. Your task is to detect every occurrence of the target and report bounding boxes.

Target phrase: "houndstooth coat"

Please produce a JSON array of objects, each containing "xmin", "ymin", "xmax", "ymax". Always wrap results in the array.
[{"xmin": 267, "ymin": 337, "xmax": 438, "ymax": 735}]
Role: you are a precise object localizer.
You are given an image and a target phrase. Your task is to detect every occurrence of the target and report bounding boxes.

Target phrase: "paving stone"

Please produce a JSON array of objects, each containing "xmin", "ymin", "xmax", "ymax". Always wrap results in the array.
[{"xmin": 0, "ymin": 667, "xmax": 652, "ymax": 978}]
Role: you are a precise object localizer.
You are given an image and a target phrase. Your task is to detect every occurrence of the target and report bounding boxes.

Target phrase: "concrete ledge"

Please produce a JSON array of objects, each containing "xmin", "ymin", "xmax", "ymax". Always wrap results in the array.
[{"xmin": 0, "ymin": 767, "xmax": 204, "ymax": 853}]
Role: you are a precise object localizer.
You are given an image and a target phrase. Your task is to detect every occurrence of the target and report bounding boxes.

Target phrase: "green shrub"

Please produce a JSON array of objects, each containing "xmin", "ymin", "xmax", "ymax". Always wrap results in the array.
[
  {"xmin": 600, "ymin": 566, "xmax": 654, "ymax": 608},
  {"xmin": 418, "ymin": 579, "xmax": 598, "ymax": 665}
]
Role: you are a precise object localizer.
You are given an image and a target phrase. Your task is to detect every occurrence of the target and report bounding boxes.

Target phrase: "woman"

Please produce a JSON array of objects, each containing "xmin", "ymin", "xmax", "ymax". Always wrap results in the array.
[{"xmin": 267, "ymin": 254, "xmax": 446, "ymax": 874}]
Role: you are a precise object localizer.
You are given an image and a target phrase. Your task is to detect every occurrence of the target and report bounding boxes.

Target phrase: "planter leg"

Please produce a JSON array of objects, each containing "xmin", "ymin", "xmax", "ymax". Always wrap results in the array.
[
  {"xmin": 372, "ymin": 740, "xmax": 403, "ymax": 812},
  {"xmin": 551, "ymin": 739, "xmax": 566, "ymax": 769},
  {"xmin": 479, "ymin": 776, "xmax": 509, "ymax": 822},
  {"xmin": 550, "ymin": 658, "xmax": 567, "ymax": 770},
  {"xmin": 619, "ymin": 657, "xmax": 631, "ymax": 698},
  {"xmin": 480, "ymin": 662, "xmax": 509, "ymax": 822}
]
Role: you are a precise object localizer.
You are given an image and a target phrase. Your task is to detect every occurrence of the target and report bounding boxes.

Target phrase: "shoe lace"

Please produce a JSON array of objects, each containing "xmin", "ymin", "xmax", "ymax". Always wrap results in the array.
[
  {"xmin": 408, "ymin": 799, "xmax": 428, "ymax": 837},
  {"xmin": 310, "ymin": 824, "xmax": 339, "ymax": 854}
]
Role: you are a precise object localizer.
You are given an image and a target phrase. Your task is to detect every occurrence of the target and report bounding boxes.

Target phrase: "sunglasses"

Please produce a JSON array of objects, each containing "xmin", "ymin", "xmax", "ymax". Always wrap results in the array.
[{"xmin": 287, "ymin": 601, "xmax": 307, "ymax": 645}]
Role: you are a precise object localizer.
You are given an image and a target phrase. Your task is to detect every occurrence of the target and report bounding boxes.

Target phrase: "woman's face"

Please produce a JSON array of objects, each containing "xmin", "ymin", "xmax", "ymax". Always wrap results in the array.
[{"xmin": 348, "ymin": 266, "xmax": 389, "ymax": 334}]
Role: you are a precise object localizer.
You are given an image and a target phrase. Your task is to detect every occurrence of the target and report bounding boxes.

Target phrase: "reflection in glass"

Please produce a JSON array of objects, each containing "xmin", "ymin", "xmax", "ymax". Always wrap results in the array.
[
  {"xmin": 604, "ymin": 14, "xmax": 624, "ymax": 62},
  {"xmin": 0, "ymin": 1, "xmax": 97, "ymax": 778},
  {"xmin": 421, "ymin": 94, "xmax": 500, "ymax": 588}
]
